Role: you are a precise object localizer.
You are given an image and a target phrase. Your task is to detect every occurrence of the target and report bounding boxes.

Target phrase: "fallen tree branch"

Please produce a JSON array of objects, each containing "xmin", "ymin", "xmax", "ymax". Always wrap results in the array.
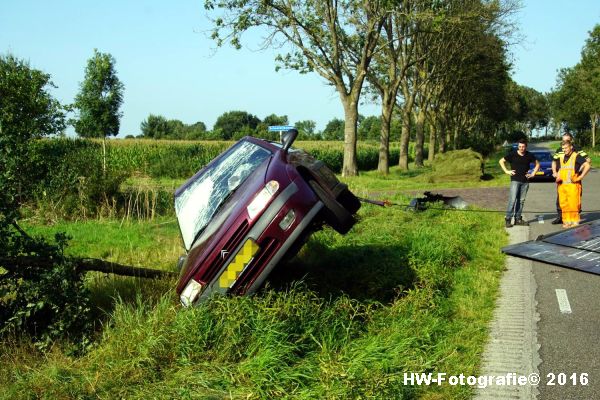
[{"xmin": 0, "ymin": 256, "xmax": 177, "ymax": 279}]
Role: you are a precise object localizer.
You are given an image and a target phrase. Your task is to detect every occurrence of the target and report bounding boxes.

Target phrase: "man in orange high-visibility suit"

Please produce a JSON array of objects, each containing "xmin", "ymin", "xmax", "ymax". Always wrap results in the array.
[{"xmin": 555, "ymin": 141, "xmax": 591, "ymax": 228}]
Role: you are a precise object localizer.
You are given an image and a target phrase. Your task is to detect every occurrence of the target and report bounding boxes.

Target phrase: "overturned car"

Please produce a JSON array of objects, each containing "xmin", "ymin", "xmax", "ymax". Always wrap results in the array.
[{"xmin": 175, "ymin": 129, "xmax": 361, "ymax": 306}]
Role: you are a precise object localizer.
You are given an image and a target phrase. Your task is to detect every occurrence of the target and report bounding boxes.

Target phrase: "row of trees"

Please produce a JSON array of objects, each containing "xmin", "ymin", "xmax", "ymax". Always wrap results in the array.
[
  {"xmin": 550, "ymin": 24, "xmax": 600, "ymax": 148},
  {"xmin": 136, "ymin": 111, "xmax": 398, "ymax": 141},
  {"xmin": 206, "ymin": 0, "xmax": 530, "ymax": 175}
]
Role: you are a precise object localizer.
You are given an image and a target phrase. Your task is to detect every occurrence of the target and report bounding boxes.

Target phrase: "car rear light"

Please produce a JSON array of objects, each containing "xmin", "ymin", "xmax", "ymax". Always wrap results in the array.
[
  {"xmin": 247, "ymin": 180, "xmax": 279, "ymax": 219},
  {"xmin": 279, "ymin": 209, "xmax": 296, "ymax": 231},
  {"xmin": 180, "ymin": 279, "xmax": 203, "ymax": 307}
]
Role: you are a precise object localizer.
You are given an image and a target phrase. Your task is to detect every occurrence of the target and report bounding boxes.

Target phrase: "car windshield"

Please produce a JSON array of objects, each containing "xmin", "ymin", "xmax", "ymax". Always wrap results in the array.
[
  {"xmin": 175, "ymin": 140, "xmax": 272, "ymax": 250},
  {"xmin": 533, "ymin": 152, "xmax": 553, "ymax": 162}
]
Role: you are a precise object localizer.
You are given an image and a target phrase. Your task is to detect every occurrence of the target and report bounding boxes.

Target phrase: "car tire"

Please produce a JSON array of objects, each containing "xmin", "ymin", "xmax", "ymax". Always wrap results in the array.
[
  {"xmin": 336, "ymin": 185, "xmax": 361, "ymax": 214},
  {"xmin": 308, "ymin": 180, "xmax": 354, "ymax": 234}
]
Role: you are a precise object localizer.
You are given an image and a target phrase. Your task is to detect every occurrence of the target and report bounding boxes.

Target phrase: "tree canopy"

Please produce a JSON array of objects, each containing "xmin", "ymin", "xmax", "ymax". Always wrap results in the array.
[
  {"xmin": 551, "ymin": 24, "xmax": 600, "ymax": 146},
  {"xmin": 0, "ymin": 54, "xmax": 65, "ymax": 221},
  {"xmin": 73, "ymin": 49, "xmax": 124, "ymax": 139},
  {"xmin": 140, "ymin": 114, "xmax": 207, "ymax": 140},
  {"xmin": 213, "ymin": 110, "xmax": 261, "ymax": 140}
]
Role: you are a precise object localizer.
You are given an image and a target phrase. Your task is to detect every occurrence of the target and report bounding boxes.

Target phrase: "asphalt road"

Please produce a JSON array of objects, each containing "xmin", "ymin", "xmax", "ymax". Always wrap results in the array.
[{"xmin": 520, "ymin": 144, "xmax": 600, "ymax": 399}]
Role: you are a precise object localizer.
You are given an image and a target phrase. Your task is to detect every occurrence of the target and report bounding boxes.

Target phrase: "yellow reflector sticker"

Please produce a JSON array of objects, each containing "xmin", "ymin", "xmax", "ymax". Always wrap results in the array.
[{"xmin": 219, "ymin": 239, "xmax": 260, "ymax": 288}]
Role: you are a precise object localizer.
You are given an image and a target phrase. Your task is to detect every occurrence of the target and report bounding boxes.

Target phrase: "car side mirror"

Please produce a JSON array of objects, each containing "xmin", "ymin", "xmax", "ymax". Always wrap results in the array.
[{"xmin": 282, "ymin": 128, "xmax": 298, "ymax": 152}]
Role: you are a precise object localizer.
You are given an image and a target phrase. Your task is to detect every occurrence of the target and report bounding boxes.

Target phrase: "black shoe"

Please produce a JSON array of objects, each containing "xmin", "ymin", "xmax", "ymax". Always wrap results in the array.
[
  {"xmin": 515, "ymin": 218, "xmax": 529, "ymax": 226},
  {"xmin": 505, "ymin": 219, "xmax": 513, "ymax": 228},
  {"xmin": 551, "ymin": 217, "xmax": 562, "ymax": 225}
]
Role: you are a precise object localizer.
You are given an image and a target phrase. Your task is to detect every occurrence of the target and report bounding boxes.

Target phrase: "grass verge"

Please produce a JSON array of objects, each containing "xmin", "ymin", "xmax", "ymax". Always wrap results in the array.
[{"xmin": 2, "ymin": 194, "xmax": 507, "ymax": 399}]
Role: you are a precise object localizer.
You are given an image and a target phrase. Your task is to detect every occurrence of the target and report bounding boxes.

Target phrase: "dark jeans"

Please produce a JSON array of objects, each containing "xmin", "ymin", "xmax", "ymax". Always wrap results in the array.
[{"xmin": 506, "ymin": 181, "xmax": 529, "ymax": 221}]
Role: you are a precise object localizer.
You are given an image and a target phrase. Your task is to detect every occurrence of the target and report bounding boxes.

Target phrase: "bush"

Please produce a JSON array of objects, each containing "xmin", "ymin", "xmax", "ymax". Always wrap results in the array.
[
  {"xmin": 420, "ymin": 149, "xmax": 484, "ymax": 183},
  {"xmin": 29, "ymin": 139, "xmax": 127, "ymax": 219},
  {"xmin": 0, "ymin": 228, "xmax": 92, "ymax": 352}
]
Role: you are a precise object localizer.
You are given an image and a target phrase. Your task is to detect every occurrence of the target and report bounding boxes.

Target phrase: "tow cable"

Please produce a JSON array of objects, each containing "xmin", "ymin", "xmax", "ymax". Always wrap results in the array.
[{"xmin": 357, "ymin": 191, "xmax": 468, "ymax": 211}]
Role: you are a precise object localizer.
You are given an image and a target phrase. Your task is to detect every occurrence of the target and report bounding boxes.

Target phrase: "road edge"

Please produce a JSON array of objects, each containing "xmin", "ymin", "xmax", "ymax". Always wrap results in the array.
[{"xmin": 474, "ymin": 226, "xmax": 541, "ymax": 399}]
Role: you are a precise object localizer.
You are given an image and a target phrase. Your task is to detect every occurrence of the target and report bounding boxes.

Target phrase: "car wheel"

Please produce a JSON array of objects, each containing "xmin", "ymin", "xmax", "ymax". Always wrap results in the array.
[
  {"xmin": 308, "ymin": 180, "xmax": 354, "ymax": 234},
  {"xmin": 336, "ymin": 186, "xmax": 361, "ymax": 214}
]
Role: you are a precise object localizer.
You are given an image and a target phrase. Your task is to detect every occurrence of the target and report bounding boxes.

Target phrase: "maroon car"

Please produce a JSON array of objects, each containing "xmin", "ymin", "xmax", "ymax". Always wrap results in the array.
[{"xmin": 175, "ymin": 129, "xmax": 361, "ymax": 306}]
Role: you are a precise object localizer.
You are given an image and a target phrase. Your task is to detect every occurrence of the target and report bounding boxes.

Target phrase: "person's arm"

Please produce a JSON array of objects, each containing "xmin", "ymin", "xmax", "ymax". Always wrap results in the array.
[
  {"xmin": 573, "ymin": 154, "xmax": 591, "ymax": 181},
  {"xmin": 499, "ymin": 157, "xmax": 515, "ymax": 176},
  {"xmin": 552, "ymin": 158, "xmax": 559, "ymax": 178},
  {"xmin": 578, "ymin": 150, "xmax": 592, "ymax": 165},
  {"xmin": 527, "ymin": 159, "xmax": 540, "ymax": 178},
  {"xmin": 573, "ymin": 161, "xmax": 591, "ymax": 182}
]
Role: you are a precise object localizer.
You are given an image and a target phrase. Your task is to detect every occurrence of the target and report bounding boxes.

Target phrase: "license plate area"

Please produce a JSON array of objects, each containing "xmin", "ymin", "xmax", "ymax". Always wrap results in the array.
[{"xmin": 218, "ymin": 238, "xmax": 260, "ymax": 289}]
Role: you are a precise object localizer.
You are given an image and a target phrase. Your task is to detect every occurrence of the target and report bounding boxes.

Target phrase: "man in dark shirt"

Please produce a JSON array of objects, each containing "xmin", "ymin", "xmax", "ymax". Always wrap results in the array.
[{"xmin": 499, "ymin": 139, "xmax": 539, "ymax": 228}]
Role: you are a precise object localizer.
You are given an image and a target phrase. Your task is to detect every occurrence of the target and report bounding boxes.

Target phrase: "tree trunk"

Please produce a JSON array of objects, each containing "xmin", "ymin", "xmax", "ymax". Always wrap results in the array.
[
  {"xmin": 102, "ymin": 135, "xmax": 107, "ymax": 175},
  {"xmin": 0, "ymin": 256, "xmax": 176, "ymax": 279},
  {"xmin": 592, "ymin": 112, "xmax": 597, "ymax": 148},
  {"xmin": 453, "ymin": 126, "xmax": 459, "ymax": 150},
  {"xmin": 438, "ymin": 119, "xmax": 446, "ymax": 153},
  {"xmin": 341, "ymin": 97, "xmax": 359, "ymax": 177},
  {"xmin": 399, "ymin": 107, "xmax": 411, "ymax": 171},
  {"xmin": 378, "ymin": 91, "xmax": 395, "ymax": 175},
  {"xmin": 428, "ymin": 119, "xmax": 436, "ymax": 163},
  {"xmin": 414, "ymin": 108, "xmax": 426, "ymax": 167}
]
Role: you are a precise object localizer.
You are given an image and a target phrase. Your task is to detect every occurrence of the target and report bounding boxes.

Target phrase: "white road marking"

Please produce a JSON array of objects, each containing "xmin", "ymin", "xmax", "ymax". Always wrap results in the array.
[{"xmin": 555, "ymin": 289, "xmax": 572, "ymax": 314}]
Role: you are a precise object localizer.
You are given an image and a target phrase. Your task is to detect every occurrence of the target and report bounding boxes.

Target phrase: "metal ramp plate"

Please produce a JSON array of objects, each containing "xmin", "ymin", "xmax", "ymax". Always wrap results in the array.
[{"xmin": 501, "ymin": 220, "xmax": 600, "ymax": 275}]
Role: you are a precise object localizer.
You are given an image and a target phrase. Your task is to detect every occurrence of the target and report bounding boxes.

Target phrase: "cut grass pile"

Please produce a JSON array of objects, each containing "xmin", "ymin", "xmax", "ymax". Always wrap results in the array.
[{"xmin": 2, "ymin": 194, "xmax": 507, "ymax": 399}]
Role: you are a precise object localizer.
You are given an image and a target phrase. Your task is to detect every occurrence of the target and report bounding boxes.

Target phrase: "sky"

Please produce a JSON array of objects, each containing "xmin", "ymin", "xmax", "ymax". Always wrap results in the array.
[{"xmin": 1, "ymin": 0, "xmax": 599, "ymax": 137}]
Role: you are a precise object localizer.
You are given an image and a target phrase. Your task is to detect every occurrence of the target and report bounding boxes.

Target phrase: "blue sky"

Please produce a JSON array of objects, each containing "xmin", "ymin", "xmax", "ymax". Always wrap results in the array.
[{"xmin": 1, "ymin": 0, "xmax": 599, "ymax": 137}]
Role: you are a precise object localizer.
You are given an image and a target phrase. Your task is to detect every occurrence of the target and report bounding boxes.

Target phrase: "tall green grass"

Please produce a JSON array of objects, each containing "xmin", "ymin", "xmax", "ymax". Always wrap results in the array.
[{"xmin": 3, "ymin": 196, "xmax": 507, "ymax": 399}]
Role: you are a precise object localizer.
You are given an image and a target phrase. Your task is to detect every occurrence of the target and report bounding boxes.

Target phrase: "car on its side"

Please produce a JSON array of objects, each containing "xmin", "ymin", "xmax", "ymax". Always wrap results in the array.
[
  {"xmin": 175, "ymin": 128, "xmax": 361, "ymax": 307},
  {"xmin": 528, "ymin": 149, "xmax": 554, "ymax": 181}
]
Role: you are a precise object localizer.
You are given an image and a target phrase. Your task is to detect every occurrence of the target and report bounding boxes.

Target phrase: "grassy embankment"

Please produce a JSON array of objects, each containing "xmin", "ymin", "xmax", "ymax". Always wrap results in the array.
[{"xmin": 1, "ymin": 143, "xmax": 509, "ymax": 399}]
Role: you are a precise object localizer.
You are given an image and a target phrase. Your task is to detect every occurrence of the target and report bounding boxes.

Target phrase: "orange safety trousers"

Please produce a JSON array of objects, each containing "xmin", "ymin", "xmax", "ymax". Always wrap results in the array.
[{"xmin": 557, "ymin": 153, "xmax": 582, "ymax": 224}]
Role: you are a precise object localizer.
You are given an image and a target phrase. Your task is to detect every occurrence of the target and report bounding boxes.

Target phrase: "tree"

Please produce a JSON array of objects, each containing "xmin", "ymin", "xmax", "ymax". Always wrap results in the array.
[
  {"xmin": 73, "ymin": 49, "xmax": 124, "ymax": 138},
  {"xmin": 185, "ymin": 121, "xmax": 208, "ymax": 140},
  {"xmin": 140, "ymin": 114, "xmax": 171, "ymax": 138},
  {"xmin": 256, "ymin": 114, "xmax": 289, "ymax": 140},
  {"xmin": 73, "ymin": 49, "xmax": 124, "ymax": 171},
  {"xmin": 579, "ymin": 24, "xmax": 600, "ymax": 147},
  {"xmin": 550, "ymin": 66, "xmax": 593, "ymax": 139},
  {"xmin": 213, "ymin": 110, "xmax": 261, "ymax": 140},
  {"xmin": 323, "ymin": 118, "xmax": 345, "ymax": 140},
  {"xmin": 295, "ymin": 119, "xmax": 318, "ymax": 140},
  {"xmin": 0, "ymin": 55, "xmax": 93, "ymax": 349},
  {"xmin": 365, "ymin": 1, "xmax": 422, "ymax": 173},
  {"xmin": 141, "ymin": 115, "xmax": 208, "ymax": 140},
  {"xmin": 0, "ymin": 54, "xmax": 65, "ymax": 221},
  {"xmin": 205, "ymin": 0, "xmax": 387, "ymax": 176},
  {"xmin": 358, "ymin": 115, "xmax": 382, "ymax": 140}
]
